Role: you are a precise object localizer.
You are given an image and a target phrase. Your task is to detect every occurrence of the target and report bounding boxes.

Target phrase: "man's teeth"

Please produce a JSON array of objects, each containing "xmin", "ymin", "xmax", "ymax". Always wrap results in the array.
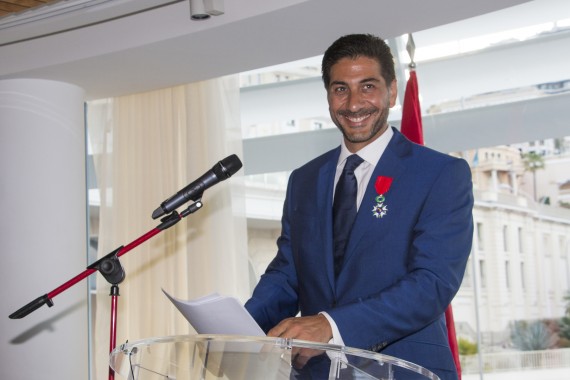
[{"xmin": 346, "ymin": 114, "xmax": 369, "ymax": 122}]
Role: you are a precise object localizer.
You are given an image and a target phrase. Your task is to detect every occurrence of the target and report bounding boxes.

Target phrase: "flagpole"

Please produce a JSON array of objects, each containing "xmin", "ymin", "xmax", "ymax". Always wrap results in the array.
[
  {"xmin": 470, "ymin": 228, "xmax": 485, "ymax": 380},
  {"xmin": 399, "ymin": 32, "xmax": 462, "ymax": 379}
]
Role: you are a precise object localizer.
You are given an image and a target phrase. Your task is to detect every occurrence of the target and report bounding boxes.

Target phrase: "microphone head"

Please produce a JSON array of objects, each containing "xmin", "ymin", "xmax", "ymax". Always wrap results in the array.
[
  {"xmin": 152, "ymin": 154, "xmax": 242, "ymax": 220},
  {"xmin": 214, "ymin": 154, "xmax": 243, "ymax": 179}
]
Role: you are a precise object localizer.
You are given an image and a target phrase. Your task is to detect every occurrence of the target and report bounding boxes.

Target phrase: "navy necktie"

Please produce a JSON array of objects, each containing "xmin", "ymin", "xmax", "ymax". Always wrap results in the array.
[{"xmin": 333, "ymin": 154, "xmax": 364, "ymax": 277}]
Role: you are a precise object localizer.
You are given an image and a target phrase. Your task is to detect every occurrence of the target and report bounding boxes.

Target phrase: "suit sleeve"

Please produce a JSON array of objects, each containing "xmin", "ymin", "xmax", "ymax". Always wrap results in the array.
[
  {"xmin": 244, "ymin": 171, "xmax": 300, "ymax": 333},
  {"xmin": 327, "ymin": 158, "xmax": 474, "ymax": 350}
]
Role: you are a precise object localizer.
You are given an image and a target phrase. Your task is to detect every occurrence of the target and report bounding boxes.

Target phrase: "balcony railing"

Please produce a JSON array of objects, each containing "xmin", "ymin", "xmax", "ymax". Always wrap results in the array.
[{"xmin": 461, "ymin": 348, "xmax": 570, "ymax": 374}]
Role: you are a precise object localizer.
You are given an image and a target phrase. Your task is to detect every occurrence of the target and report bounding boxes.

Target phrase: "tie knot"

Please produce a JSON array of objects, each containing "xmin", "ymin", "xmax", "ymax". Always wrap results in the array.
[{"xmin": 344, "ymin": 154, "xmax": 364, "ymax": 173}]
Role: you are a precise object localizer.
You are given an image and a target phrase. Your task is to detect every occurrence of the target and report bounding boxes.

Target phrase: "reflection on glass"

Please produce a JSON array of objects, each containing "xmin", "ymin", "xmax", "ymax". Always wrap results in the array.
[{"xmin": 110, "ymin": 335, "xmax": 440, "ymax": 379}]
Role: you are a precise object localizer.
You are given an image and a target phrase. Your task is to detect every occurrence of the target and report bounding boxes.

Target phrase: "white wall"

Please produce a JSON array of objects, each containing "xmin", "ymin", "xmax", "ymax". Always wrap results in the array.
[{"xmin": 0, "ymin": 79, "xmax": 88, "ymax": 379}]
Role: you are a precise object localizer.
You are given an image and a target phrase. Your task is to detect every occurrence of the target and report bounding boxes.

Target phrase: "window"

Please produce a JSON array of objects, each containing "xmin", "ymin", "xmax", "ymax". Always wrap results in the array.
[
  {"xmin": 479, "ymin": 260, "xmax": 486, "ymax": 289},
  {"xmin": 544, "ymin": 234, "xmax": 552, "ymax": 257},
  {"xmin": 239, "ymin": 3, "xmax": 570, "ymax": 378},
  {"xmin": 477, "ymin": 222, "xmax": 484, "ymax": 251},
  {"xmin": 520, "ymin": 262, "xmax": 525, "ymax": 290}
]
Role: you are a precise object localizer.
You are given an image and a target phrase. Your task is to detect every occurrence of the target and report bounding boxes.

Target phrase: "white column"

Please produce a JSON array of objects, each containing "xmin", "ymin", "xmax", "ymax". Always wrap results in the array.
[
  {"xmin": 0, "ymin": 79, "xmax": 88, "ymax": 379},
  {"xmin": 491, "ymin": 169, "xmax": 499, "ymax": 192}
]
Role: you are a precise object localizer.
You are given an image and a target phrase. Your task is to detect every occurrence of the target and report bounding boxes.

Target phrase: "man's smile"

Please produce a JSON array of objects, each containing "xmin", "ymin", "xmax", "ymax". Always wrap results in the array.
[
  {"xmin": 339, "ymin": 109, "xmax": 377, "ymax": 125},
  {"xmin": 344, "ymin": 114, "xmax": 370, "ymax": 123}
]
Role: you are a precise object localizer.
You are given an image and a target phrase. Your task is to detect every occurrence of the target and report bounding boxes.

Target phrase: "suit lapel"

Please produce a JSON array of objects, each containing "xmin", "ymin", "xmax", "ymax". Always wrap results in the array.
[
  {"xmin": 343, "ymin": 130, "xmax": 412, "ymax": 268},
  {"xmin": 317, "ymin": 149, "xmax": 340, "ymax": 291}
]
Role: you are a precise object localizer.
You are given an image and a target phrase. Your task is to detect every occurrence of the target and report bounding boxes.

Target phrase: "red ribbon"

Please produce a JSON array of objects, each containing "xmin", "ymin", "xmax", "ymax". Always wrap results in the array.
[{"xmin": 374, "ymin": 176, "xmax": 393, "ymax": 195}]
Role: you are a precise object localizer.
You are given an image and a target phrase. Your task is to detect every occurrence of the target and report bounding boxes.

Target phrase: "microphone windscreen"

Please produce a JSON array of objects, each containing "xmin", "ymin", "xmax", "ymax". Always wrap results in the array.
[{"xmin": 216, "ymin": 154, "xmax": 243, "ymax": 179}]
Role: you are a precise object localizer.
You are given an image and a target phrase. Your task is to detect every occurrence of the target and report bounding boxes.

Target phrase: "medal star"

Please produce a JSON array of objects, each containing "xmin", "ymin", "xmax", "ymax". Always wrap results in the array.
[{"xmin": 372, "ymin": 203, "xmax": 388, "ymax": 218}]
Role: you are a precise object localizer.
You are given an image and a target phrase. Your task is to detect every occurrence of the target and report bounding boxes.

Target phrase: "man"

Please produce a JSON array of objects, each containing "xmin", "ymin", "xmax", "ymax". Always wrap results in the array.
[{"xmin": 245, "ymin": 34, "xmax": 473, "ymax": 380}]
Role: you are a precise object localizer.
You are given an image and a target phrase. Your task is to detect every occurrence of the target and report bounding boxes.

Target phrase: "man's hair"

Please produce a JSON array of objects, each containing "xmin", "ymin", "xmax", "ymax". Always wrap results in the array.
[{"xmin": 321, "ymin": 34, "xmax": 396, "ymax": 89}]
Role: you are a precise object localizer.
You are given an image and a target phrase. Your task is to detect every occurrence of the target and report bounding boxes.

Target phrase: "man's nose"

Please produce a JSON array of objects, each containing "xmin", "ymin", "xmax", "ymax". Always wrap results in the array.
[{"xmin": 346, "ymin": 91, "xmax": 364, "ymax": 111}]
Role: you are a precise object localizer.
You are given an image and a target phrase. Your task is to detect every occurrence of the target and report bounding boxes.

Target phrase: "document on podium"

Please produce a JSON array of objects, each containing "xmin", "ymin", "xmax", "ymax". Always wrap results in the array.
[{"xmin": 162, "ymin": 289, "xmax": 265, "ymax": 337}]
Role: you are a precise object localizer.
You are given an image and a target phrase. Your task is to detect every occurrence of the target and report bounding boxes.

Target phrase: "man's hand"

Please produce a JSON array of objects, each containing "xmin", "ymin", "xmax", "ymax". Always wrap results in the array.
[
  {"xmin": 267, "ymin": 314, "xmax": 333, "ymax": 369},
  {"xmin": 268, "ymin": 314, "xmax": 333, "ymax": 342}
]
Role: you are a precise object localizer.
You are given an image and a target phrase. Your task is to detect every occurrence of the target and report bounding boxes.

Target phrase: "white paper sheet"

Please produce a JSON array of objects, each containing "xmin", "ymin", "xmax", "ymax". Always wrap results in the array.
[{"xmin": 162, "ymin": 289, "xmax": 265, "ymax": 336}]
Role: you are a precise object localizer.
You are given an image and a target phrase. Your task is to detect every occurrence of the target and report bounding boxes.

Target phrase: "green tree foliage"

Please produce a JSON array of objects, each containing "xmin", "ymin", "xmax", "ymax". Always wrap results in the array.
[
  {"xmin": 458, "ymin": 337, "xmax": 478, "ymax": 355},
  {"xmin": 560, "ymin": 291, "xmax": 570, "ymax": 342},
  {"xmin": 521, "ymin": 151, "xmax": 545, "ymax": 201},
  {"xmin": 510, "ymin": 320, "xmax": 556, "ymax": 351},
  {"xmin": 522, "ymin": 151, "xmax": 545, "ymax": 172}
]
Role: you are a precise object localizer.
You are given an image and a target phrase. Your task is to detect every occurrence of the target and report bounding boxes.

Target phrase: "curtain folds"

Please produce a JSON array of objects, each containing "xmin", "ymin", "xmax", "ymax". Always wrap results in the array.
[{"xmin": 87, "ymin": 76, "xmax": 248, "ymax": 378}]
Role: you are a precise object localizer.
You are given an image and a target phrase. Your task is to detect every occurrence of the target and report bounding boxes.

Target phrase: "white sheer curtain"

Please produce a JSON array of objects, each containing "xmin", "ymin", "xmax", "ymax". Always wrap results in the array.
[{"xmin": 87, "ymin": 76, "xmax": 248, "ymax": 378}]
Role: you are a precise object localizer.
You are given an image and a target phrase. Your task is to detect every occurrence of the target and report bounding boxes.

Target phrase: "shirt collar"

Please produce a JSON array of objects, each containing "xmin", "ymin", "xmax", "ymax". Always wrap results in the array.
[{"xmin": 338, "ymin": 126, "xmax": 394, "ymax": 167}]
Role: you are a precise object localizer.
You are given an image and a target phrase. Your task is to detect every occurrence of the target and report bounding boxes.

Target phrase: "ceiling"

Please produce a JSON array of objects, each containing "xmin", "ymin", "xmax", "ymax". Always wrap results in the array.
[
  {"xmin": 0, "ymin": 0, "xmax": 60, "ymax": 18},
  {"xmin": 0, "ymin": 0, "xmax": 533, "ymax": 100}
]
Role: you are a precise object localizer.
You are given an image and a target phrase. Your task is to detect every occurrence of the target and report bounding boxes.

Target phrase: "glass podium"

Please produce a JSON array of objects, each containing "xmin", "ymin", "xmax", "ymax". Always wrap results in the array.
[{"xmin": 110, "ymin": 334, "xmax": 440, "ymax": 379}]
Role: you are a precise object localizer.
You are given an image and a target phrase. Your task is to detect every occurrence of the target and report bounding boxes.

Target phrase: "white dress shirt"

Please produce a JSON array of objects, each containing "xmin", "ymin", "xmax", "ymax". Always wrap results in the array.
[{"xmin": 322, "ymin": 127, "xmax": 394, "ymax": 347}]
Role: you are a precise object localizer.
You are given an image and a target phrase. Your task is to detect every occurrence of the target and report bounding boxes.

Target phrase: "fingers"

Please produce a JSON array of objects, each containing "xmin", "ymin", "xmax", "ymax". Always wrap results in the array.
[
  {"xmin": 267, "ymin": 316, "xmax": 333, "ymax": 370},
  {"xmin": 291, "ymin": 348, "xmax": 326, "ymax": 369},
  {"xmin": 268, "ymin": 317, "xmax": 305, "ymax": 338},
  {"xmin": 292, "ymin": 350, "xmax": 309, "ymax": 369},
  {"xmin": 268, "ymin": 314, "xmax": 332, "ymax": 343},
  {"xmin": 267, "ymin": 318, "xmax": 292, "ymax": 338}
]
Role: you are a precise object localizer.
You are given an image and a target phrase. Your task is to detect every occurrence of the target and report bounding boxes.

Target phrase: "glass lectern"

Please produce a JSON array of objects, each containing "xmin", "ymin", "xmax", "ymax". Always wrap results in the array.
[{"xmin": 110, "ymin": 334, "xmax": 440, "ymax": 379}]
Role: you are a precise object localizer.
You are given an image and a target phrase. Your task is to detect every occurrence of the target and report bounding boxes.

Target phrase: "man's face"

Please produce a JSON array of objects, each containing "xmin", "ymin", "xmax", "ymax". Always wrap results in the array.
[{"xmin": 327, "ymin": 56, "xmax": 397, "ymax": 152}]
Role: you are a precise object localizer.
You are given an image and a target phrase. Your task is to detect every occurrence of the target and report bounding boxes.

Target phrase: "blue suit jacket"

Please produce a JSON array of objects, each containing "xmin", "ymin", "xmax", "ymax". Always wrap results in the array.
[{"xmin": 245, "ymin": 128, "xmax": 474, "ymax": 380}]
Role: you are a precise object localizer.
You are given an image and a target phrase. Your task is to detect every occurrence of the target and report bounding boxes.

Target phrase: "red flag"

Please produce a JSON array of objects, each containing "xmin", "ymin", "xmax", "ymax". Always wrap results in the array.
[
  {"xmin": 445, "ymin": 303, "xmax": 462, "ymax": 379},
  {"xmin": 400, "ymin": 68, "xmax": 462, "ymax": 379},
  {"xmin": 400, "ymin": 70, "xmax": 424, "ymax": 145}
]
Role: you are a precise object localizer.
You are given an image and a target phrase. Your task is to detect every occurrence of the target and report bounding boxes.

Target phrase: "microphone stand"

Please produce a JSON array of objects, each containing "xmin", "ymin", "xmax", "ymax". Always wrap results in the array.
[{"xmin": 9, "ymin": 199, "xmax": 204, "ymax": 380}]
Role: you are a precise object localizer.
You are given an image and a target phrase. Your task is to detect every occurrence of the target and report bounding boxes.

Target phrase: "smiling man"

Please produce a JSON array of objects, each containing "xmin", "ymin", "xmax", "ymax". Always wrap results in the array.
[
  {"xmin": 245, "ymin": 34, "xmax": 474, "ymax": 380},
  {"xmin": 327, "ymin": 57, "xmax": 396, "ymax": 152}
]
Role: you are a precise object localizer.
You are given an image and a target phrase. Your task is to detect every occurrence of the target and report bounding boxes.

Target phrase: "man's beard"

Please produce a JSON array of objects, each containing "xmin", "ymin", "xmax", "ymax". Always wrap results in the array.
[{"xmin": 335, "ymin": 106, "xmax": 390, "ymax": 144}]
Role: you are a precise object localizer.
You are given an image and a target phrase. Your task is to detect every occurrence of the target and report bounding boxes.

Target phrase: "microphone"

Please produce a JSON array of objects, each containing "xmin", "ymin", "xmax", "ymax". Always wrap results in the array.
[{"xmin": 152, "ymin": 154, "xmax": 242, "ymax": 219}]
